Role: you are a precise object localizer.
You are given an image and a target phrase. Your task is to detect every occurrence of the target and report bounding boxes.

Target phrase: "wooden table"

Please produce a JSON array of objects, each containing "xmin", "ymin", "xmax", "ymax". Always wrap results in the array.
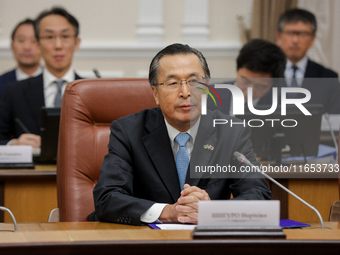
[
  {"xmin": 0, "ymin": 222, "xmax": 340, "ymax": 255},
  {"xmin": 0, "ymin": 164, "xmax": 338, "ymax": 224},
  {"xmin": 0, "ymin": 165, "xmax": 57, "ymax": 223},
  {"xmin": 267, "ymin": 169, "xmax": 339, "ymax": 222}
]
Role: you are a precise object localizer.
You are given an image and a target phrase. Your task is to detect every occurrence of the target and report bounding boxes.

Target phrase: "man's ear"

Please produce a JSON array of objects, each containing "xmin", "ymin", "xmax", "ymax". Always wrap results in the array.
[
  {"xmin": 151, "ymin": 85, "xmax": 160, "ymax": 106},
  {"xmin": 309, "ymin": 34, "xmax": 316, "ymax": 48},
  {"xmin": 275, "ymin": 32, "xmax": 282, "ymax": 46},
  {"xmin": 74, "ymin": 37, "xmax": 81, "ymax": 52}
]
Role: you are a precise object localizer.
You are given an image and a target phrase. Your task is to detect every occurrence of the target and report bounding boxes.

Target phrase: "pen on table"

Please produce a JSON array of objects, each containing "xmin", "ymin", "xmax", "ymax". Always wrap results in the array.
[{"xmin": 15, "ymin": 118, "xmax": 31, "ymax": 133}]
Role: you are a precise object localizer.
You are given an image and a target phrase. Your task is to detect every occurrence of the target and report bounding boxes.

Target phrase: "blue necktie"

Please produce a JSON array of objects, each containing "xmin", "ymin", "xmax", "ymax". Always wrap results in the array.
[
  {"xmin": 291, "ymin": 66, "xmax": 298, "ymax": 87},
  {"xmin": 54, "ymin": 80, "xmax": 64, "ymax": 107},
  {"xmin": 287, "ymin": 66, "xmax": 299, "ymax": 98},
  {"xmin": 175, "ymin": 133, "xmax": 191, "ymax": 190}
]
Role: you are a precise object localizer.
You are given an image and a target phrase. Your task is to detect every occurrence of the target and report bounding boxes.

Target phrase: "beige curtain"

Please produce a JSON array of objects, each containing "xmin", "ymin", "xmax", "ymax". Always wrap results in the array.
[{"xmin": 250, "ymin": 0, "xmax": 298, "ymax": 43}]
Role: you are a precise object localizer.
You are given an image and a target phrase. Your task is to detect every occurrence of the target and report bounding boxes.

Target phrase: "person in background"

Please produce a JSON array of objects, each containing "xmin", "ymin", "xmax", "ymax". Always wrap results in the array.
[
  {"xmin": 0, "ymin": 19, "xmax": 42, "ymax": 98},
  {"xmin": 208, "ymin": 39, "xmax": 286, "ymax": 115},
  {"xmin": 0, "ymin": 7, "xmax": 82, "ymax": 147},
  {"xmin": 276, "ymin": 8, "xmax": 340, "ymax": 113}
]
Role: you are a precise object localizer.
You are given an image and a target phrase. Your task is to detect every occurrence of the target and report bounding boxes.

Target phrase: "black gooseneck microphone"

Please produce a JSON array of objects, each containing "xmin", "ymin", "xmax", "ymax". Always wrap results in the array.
[{"xmin": 233, "ymin": 151, "xmax": 324, "ymax": 229}]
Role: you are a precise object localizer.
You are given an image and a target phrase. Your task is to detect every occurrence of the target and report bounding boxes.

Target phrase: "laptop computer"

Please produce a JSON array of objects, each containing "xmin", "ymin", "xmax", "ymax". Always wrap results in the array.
[{"xmin": 34, "ymin": 107, "xmax": 61, "ymax": 164}]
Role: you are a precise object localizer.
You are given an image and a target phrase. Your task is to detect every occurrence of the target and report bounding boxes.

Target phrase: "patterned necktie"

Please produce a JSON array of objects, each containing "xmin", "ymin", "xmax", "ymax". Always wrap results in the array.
[
  {"xmin": 54, "ymin": 80, "xmax": 64, "ymax": 107},
  {"xmin": 175, "ymin": 133, "xmax": 191, "ymax": 190},
  {"xmin": 291, "ymin": 66, "xmax": 298, "ymax": 87}
]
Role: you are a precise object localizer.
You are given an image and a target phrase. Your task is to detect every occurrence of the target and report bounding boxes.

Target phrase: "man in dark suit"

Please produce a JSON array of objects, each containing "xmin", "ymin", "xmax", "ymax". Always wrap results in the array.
[
  {"xmin": 0, "ymin": 18, "xmax": 42, "ymax": 98},
  {"xmin": 276, "ymin": 8, "xmax": 340, "ymax": 113},
  {"xmin": 0, "ymin": 7, "xmax": 81, "ymax": 146},
  {"xmin": 93, "ymin": 43, "xmax": 271, "ymax": 226},
  {"xmin": 208, "ymin": 39, "xmax": 286, "ymax": 115}
]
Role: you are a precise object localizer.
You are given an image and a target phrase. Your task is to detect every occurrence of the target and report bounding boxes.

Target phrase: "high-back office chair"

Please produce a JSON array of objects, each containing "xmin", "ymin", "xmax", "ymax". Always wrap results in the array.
[{"xmin": 57, "ymin": 78, "xmax": 157, "ymax": 222}]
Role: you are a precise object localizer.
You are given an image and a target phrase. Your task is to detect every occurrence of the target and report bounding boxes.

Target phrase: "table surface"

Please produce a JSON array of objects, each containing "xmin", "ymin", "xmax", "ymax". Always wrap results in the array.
[
  {"xmin": 0, "ymin": 222, "xmax": 340, "ymax": 255},
  {"xmin": 0, "ymin": 164, "xmax": 56, "ymax": 178}
]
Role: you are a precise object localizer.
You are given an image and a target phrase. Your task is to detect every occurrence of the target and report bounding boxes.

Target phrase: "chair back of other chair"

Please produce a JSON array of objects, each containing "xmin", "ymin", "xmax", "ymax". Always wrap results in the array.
[{"xmin": 57, "ymin": 78, "xmax": 157, "ymax": 221}]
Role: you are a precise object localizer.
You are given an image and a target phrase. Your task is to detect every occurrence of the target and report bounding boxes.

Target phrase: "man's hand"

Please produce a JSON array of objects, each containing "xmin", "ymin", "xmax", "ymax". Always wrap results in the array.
[
  {"xmin": 11, "ymin": 134, "xmax": 41, "ymax": 148},
  {"xmin": 159, "ymin": 184, "xmax": 210, "ymax": 224},
  {"xmin": 176, "ymin": 184, "xmax": 210, "ymax": 223}
]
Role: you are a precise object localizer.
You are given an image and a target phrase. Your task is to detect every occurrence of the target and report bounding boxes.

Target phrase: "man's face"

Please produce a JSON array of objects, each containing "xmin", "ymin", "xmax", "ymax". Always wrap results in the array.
[
  {"xmin": 151, "ymin": 54, "xmax": 206, "ymax": 132},
  {"xmin": 38, "ymin": 14, "xmax": 80, "ymax": 77},
  {"xmin": 236, "ymin": 68, "xmax": 272, "ymax": 101},
  {"xmin": 11, "ymin": 24, "xmax": 41, "ymax": 68},
  {"xmin": 276, "ymin": 21, "xmax": 315, "ymax": 64}
]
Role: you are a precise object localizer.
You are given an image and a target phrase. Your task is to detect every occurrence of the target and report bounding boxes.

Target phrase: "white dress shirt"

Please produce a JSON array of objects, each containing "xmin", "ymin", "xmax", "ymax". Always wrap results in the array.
[
  {"xmin": 284, "ymin": 56, "xmax": 308, "ymax": 87},
  {"xmin": 15, "ymin": 66, "xmax": 42, "ymax": 81},
  {"xmin": 43, "ymin": 67, "xmax": 76, "ymax": 107},
  {"xmin": 140, "ymin": 116, "xmax": 200, "ymax": 223}
]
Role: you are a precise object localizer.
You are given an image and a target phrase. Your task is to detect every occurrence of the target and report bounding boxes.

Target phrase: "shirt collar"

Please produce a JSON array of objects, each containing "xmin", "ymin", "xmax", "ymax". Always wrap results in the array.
[
  {"xmin": 43, "ymin": 67, "xmax": 75, "ymax": 89},
  {"xmin": 286, "ymin": 55, "xmax": 308, "ymax": 73},
  {"xmin": 16, "ymin": 66, "xmax": 42, "ymax": 81},
  {"xmin": 164, "ymin": 116, "xmax": 200, "ymax": 146}
]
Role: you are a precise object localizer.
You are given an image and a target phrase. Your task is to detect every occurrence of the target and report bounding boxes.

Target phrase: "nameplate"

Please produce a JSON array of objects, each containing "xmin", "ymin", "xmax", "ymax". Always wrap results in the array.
[
  {"xmin": 198, "ymin": 200, "xmax": 280, "ymax": 227},
  {"xmin": 0, "ymin": 146, "xmax": 32, "ymax": 163}
]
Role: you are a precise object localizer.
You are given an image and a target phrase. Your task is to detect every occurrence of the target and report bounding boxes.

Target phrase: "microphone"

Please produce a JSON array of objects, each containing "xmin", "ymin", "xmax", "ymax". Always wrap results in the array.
[
  {"xmin": 93, "ymin": 68, "xmax": 101, "ymax": 78},
  {"xmin": 0, "ymin": 206, "xmax": 17, "ymax": 232},
  {"xmin": 233, "ymin": 151, "xmax": 324, "ymax": 229},
  {"xmin": 324, "ymin": 112, "xmax": 338, "ymax": 162}
]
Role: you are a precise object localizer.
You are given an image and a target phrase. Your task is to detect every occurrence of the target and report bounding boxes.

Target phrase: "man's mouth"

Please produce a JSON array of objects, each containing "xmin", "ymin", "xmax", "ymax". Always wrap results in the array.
[
  {"xmin": 179, "ymin": 104, "xmax": 197, "ymax": 110},
  {"xmin": 54, "ymin": 55, "xmax": 64, "ymax": 60}
]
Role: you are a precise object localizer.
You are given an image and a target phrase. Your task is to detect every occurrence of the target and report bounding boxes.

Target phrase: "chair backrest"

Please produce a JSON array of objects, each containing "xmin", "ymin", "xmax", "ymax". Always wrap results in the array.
[{"xmin": 57, "ymin": 78, "xmax": 157, "ymax": 221}]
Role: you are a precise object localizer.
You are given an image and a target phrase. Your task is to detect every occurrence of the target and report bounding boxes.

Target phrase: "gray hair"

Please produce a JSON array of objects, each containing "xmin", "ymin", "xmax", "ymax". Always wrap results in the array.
[
  {"xmin": 278, "ymin": 9, "xmax": 317, "ymax": 34},
  {"xmin": 149, "ymin": 43, "xmax": 210, "ymax": 86}
]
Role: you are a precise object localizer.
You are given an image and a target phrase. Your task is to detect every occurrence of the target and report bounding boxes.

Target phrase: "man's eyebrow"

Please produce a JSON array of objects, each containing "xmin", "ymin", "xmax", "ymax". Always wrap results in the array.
[
  {"xmin": 165, "ymin": 74, "xmax": 177, "ymax": 79},
  {"xmin": 41, "ymin": 28, "xmax": 72, "ymax": 34},
  {"xmin": 240, "ymin": 76, "xmax": 251, "ymax": 83},
  {"xmin": 165, "ymin": 72, "xmax": 202, "ymax": 79}
]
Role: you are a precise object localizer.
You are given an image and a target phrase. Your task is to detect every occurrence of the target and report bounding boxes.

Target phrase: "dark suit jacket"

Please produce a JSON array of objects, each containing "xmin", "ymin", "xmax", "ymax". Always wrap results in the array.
[
  {"xmin": 0, "ymin": 69, "xmax": 16, "ymax": 99},
  {"xmin": 286, "ymin": 59, "xmax": 340, "ymax": 113},
  {"xmin": 0, "ymin": 72, "xmax": 82, "ymax": 145},
  {"xmin": 93, "ymin": 107, "xmax": 271, "ymax": 225},
  {"xmin": 304, "ymin": 59, "xmax": 338, "ymax": 79}
]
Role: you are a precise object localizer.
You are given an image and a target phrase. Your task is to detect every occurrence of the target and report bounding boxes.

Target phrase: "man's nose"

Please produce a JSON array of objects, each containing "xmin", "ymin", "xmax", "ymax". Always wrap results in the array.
[
  {"xmin": 179, "ymin": 81, "xmax": 190, "ymax": 98},
  {"xmin": 54, "ymin": 36, "xmax": 63, "ymax": 48}
]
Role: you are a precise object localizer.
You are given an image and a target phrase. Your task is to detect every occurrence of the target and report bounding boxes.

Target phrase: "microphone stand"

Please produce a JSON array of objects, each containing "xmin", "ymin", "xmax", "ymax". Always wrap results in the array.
[{"xmin": 234, "ymin": 151, "xmax": 324, "ymax": 229}]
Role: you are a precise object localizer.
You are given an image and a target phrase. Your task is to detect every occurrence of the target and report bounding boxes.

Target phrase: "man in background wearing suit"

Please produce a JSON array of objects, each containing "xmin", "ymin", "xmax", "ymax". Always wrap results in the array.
[
  {"xmin": 0, "ymin": 19, "xmax": 42, "ymax": 98},
  {"xmin": 93, "ymin": 43, "xmax": 271, "ymax": 226},
  {"xmin": 0, "ymin": 7, "xmax": 82, "ymax": 147},
  {"xmin": 276, "ymin": 8, "xmax": 340, "ymax": 113},
  {"xmin": 208, "ymin": 39, "xmax": 286, "ymax": 115}
]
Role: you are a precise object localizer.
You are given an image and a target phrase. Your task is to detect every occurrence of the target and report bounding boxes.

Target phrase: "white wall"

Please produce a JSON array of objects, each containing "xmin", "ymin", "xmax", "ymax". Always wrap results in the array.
[{"xmin": 0, "ymin": 0, "xmax": 254, "ymax": 78}]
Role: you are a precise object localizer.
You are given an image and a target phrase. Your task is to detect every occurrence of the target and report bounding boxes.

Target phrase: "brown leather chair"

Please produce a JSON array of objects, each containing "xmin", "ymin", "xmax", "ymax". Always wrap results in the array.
[{"xmin": 57, "ymin": 78, "xmax": 157, "ymax": 222}]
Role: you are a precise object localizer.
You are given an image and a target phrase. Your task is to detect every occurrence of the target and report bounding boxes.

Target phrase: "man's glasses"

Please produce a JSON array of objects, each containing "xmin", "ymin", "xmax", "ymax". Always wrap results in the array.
[
  {"xmin": 38, "ymin": 34, "xmax": 76, "ymax": 44},
  {"xmin": 281, "ymin": 30, "xmax": 314, "ymax": 38},
  {"xmin": 155, "ymin": 76, "xmax": 208, "ymax": 91}
]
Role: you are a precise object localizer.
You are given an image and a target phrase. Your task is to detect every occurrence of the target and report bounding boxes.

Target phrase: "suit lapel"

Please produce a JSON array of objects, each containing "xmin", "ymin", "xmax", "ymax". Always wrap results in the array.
[
  {"xmin": 75, "ymin": 72, "xmax": 82, "ymax": 80},
  {"xmin": 187, "ymin": 113, "xmax": 217, "ymax": 187},
  {"xmin": 304, "ymin": 59, "xmax": 314, "ymax": 79},
  {"xmin": 142, "ymin": 108, "xmax": 181, "ymax": 202}
]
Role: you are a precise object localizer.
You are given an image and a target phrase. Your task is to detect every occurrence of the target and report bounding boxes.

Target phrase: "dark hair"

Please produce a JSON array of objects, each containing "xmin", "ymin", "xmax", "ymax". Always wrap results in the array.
[
  {"xmin": 149, "ymin": 43, "xmax": 210, "ymax": 86},
  {"xmin": 237, "ymin": 39, "xmax": 286, "ymax": 78},
  {"xmin": 11, "ymin": 18, "xmax": 35, "ymax": 41},
  {"xmin": 34, "ymin": 6, "xmax": 79, "ymax": 40},
  {"xmin": 278, "ymin": 8, "xmax": 317, "ymax": 33}
]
